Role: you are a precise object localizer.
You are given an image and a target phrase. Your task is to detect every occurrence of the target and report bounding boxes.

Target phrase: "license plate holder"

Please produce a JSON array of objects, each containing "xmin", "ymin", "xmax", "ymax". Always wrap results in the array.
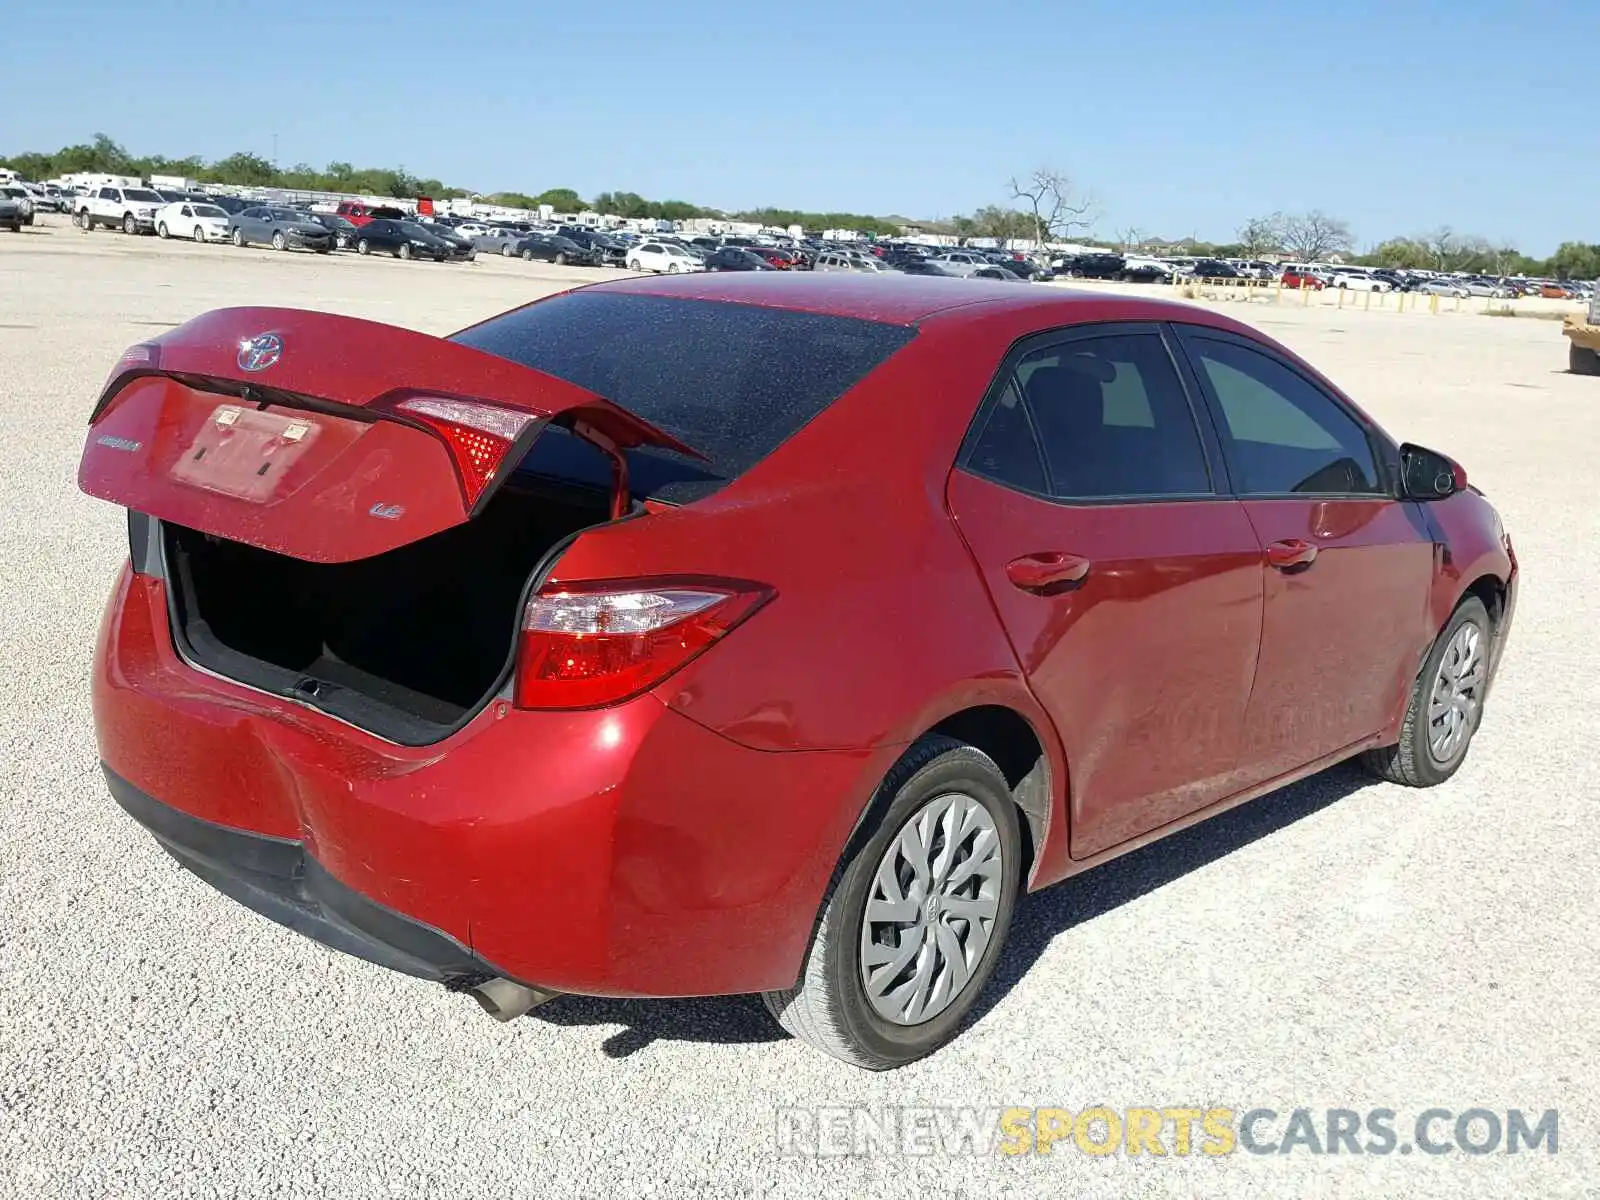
[{"xmin": 170, "ymin": 404, "xmax": 321, "ymax": 502}]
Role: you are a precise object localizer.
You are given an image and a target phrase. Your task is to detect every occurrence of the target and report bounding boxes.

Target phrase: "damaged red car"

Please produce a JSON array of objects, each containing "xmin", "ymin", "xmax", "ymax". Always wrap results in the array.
[{"xmin": 80, "ymin": 273, "xmax": 1516, "ymax": 1069}]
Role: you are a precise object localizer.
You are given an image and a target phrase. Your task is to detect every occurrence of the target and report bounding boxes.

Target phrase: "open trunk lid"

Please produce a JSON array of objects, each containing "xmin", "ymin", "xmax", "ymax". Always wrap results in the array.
[{"xmin": 78, "ymin": 306, "xmax": 701, "ymax": 563}]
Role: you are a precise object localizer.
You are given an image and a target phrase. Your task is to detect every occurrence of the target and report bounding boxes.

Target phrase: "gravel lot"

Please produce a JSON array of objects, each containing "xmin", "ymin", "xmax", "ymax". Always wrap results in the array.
[{"xmin": 1, "ymin": 220, "xmax": 1595, "ymax": 1198}]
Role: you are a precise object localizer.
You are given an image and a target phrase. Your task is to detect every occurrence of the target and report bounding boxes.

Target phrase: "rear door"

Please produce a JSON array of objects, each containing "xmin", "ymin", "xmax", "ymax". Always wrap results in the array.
[
  {"xmin": 946, "ymin": 324, "xmax": 1265, "ymax": 858},
  {"xmin": 78, "ymin": 306, "xmax": 701, "ymax": 563},
  {"xmin": 1174, "ymin": 326, "xmax": 1435, "ymax": 780}
]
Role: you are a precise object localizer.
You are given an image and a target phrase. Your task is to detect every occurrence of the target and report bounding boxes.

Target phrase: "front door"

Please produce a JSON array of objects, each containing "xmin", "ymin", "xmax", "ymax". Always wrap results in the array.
[
  {"xmin": 1176, "ymin": 328, "xmax": 1436, "ymax": 782},
  {"xmin": 947, "ymin": 326, "xmax": 1264, "ymax": 859}
]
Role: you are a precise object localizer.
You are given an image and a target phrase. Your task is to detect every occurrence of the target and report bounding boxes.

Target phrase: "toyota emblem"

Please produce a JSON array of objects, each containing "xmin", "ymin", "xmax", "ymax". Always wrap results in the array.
[{"xmin": 237, "ymin": 333, "xmax": 283, "ymax": 372}]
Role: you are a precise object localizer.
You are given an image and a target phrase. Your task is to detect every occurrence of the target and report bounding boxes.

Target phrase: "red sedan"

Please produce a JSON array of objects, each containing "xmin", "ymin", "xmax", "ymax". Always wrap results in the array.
[
  {"xmin": 79, "ymin": 274, "xmax": 1516, "ymax": 1069},
  {"xmin": 1280, "ymin": 269, "xmax": 1327, "ymax": 290}
]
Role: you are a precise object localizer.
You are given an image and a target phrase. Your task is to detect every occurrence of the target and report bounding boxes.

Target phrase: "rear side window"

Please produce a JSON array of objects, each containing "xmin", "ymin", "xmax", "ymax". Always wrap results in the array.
[
  {"xmin": 1005, "ymin": 333, "xmax": 1212, "ymax": 499},
  {"xmin": 454, "ymin": 292, "xmax": 916, "ymax": 501}
]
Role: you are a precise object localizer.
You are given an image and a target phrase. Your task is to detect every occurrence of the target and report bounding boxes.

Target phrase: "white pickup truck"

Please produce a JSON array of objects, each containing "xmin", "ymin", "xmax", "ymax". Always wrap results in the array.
[{"xmin": 75, "ymin": 184, "xmax": 169, "ymax": 234}]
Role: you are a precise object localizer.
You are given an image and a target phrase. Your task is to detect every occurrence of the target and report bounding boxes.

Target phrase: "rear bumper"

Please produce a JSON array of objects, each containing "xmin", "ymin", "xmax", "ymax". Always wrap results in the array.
[
  {"xmin": 92, "ymin": 564, "xmax": 878, "ymax": 998},
  {"xmin": 105, "ymin": 765, "xmax": 503, "ymax": 987}
]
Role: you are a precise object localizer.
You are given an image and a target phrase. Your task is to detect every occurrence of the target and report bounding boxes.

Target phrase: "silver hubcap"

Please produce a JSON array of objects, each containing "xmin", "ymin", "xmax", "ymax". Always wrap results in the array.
[
  {"xmin": 859, "ymin": 792, "xmax": 1002, "ymax": 1025},
  {"xmin": 1428, "ymin": 622, "xmax": 1485, "ymax": 763}
]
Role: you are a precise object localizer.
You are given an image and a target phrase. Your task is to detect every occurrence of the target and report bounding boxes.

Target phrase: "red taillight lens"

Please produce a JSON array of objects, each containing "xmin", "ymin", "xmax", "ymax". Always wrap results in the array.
[
  {"xmin": 514, "ymin": 582, "xmax": 772, "ymax": 710},
  {"xmin": 93, "ymin": 343, "xmax": 161, "ymax": 420},
  {"xmin": 394, "ymin": 396, "xmax": 537, "ymax": 508}
]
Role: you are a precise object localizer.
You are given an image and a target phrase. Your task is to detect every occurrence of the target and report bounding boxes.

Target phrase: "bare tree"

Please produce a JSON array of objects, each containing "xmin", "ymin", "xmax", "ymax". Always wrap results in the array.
[
  {"xmin": 1422, "ymin": 227, "xmax": 1457, "ymax": 271},
  {"xmin": 1007, "ymin": 167, "xmax": 1095, "ymax": 246},
  {"xmin": 1237, "ymin": 213, "xmax": 1285, "ymax": 258},
  {"xmin": 1116, "ymin": 225, "xmax": 1141, "ymax": 251},
  {"xmin": 1280, "ymin": 211, "xmax": 1354, "ymax": 261}
]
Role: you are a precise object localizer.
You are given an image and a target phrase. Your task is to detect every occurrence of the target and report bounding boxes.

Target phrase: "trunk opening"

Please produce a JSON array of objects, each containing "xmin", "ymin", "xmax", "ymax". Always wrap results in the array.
[{"xmin": 161, "ymin": 475, "xmax": 614, "ymax": 744}]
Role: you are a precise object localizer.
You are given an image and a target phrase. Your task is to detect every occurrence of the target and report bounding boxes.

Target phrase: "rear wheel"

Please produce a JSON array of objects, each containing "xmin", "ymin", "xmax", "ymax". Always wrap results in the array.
[
  {"xmin": 1569, "ymin": 341, "xmax": 1600, "ymax": 376},
  {"xmin": 761, "ymin": 736, "xmax": 1021, "ymax": 1069},
  {"xmin": 1361, "ymin": 596, "xmax": 1492, "ymax": 787}
]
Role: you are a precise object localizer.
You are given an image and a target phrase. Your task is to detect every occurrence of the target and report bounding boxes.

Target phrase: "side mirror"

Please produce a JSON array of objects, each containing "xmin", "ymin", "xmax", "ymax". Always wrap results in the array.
[{"xmin": 1400, "ymin": 443, "xmax": 1467, "ymax": 500}]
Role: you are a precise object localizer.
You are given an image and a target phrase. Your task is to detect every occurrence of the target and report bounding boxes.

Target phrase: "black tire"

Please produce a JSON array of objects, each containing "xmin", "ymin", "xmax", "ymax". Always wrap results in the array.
[
  {"xmin": 398, "ymin": 243, "xmax": 411, "ymax": 260},
  {"xmin": 761, "ymin": 736, "xmax": 1022, "ymax": 1069},
  {"xmin": 357, "ymin": 238, "xmax": 370, "ymax": 255},
  {"xmin": 122, "ymin": 213, "xmax": 137, "ymax": 235},
  {"xmin": 271, "ymin": 231, "xmax": 286, "ymax": 251},
  {"xmin": 232, "ymin": 228, "xmax": 244, "ymax": 248},
  {"xmin": 667, "ymin": 261, "xmax": 679, "ymax": 274},
  {"xmin": 521, "ymin": 249, "xmax": 533, "ymax": 261},
  {"xmin": 500, "ymin": 243, "xmax": 513, "ymax": 257},
  {"xmin": 554, "ymin": 251, "xmax": 567, "ymax": 266},
  {"xmin": 157, "ymin": 222, "xmax": 169, "ymax": 239},
  {"xmin": 1361, "ymin": 596, "xmax": 1493, "ymax": 787},
  {"xmin": 77, "ymin": 211, "xmax": 91, "ymax": 230},
  {"xmin": 192, "ymin": 225, "xmax": 206, "ymax": 243},
  {"xmin": 1569, "ymin": 341, "xmax": 1600, "ymax": 376}
]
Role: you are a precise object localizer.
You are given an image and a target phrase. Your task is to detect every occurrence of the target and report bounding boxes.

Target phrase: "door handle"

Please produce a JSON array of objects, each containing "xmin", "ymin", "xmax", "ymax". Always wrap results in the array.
[
  {"xmin": 1266, "ymin": 538, "xmax": 1318, "ymax": 570},
  {"xmin": 1005, "ymin": 551, "xmax": 1092, "ymax": 591}
]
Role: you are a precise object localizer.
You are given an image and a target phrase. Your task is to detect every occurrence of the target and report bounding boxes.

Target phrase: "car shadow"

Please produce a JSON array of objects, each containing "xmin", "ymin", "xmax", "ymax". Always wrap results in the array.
[
  {"xmin": 525, "ymin": 762, "xmax": 1377, "ymax": 1058},
  {"xmin": 965, "ymin": 760, "xmax": 1378, "ymax": 1029}
]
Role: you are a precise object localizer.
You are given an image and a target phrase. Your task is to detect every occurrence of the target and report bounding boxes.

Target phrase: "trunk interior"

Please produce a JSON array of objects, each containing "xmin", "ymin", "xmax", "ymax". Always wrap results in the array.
[{"xmin": 161, "ymin": 477, "xmax": 611, "ymax": 744}]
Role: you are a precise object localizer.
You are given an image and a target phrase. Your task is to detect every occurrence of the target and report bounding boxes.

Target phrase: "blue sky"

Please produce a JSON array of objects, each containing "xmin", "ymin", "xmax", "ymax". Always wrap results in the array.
[{"xmin": 2, "ymin": 0, "xmax": 1590, "ymax": 253}]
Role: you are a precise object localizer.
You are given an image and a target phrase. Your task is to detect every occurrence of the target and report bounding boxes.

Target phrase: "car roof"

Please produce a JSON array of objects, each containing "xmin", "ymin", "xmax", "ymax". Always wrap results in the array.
[{"xmin": 584, "ymin": 270, "xmax": 1244, "ymax": 328}]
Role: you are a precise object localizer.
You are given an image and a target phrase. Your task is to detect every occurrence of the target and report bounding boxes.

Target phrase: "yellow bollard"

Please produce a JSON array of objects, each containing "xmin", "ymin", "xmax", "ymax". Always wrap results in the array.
[{"xmin": 1430, "ymin": 293, "xmax": 1439, "ymax": 314}]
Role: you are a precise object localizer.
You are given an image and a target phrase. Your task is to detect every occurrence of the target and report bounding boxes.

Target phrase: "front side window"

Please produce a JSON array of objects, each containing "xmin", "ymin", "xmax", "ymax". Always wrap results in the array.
[
  {"xmin": 1002, "ymin": 333, "xmax": 1212, "ymax": 500},
  {"xmin": 1185, "ymin": 336, "xmax": 1382, "ymax": 495}
]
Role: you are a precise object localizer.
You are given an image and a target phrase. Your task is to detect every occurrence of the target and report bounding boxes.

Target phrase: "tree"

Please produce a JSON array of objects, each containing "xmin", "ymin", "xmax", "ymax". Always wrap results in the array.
[
  {"xmin": 1236, "ymin": 213, "xmax": 1284, "ymax": 257},
  {"xmin": 1421, "ymin": 227, "xmax": 1457, "ymax": 271},
  {"xmin": 1280, "ymin": 211, "xmax": 1354, "ymax": 260},
  {"xmin": 204, "ymin": 151, "xmax": 277, "ymax": 186},
  {"xmin": 1550, "ymin": 242, "xmax": 1600, "ymax": 281},
  {"xmin": 533, "ymin": 187, "xmax": 584, "ymax": 210},
  {"xmin": 970, "ymin": 204, "xmax": 1034, "ymax": 244},
  {"xmin": 1116, "ymin": 225, "xmax": 1140, "ymax": 251},
  {"xmin": 1006, "ymin": 167, "xmax": 1094, "ymax": 245}
]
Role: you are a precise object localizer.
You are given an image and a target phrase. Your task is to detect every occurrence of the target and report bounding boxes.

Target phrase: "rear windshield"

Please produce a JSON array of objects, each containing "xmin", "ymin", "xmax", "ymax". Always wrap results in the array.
[{"xmin": 452, "ymin": 292, "xmax": 916, "ymax": 502}]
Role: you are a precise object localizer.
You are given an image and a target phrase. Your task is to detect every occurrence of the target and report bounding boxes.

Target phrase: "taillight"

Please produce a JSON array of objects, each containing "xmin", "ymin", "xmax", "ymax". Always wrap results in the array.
[
  {"xmin": 514, "ymin": 581, "xmax": 772, "ymax": 710},
  {"xmin": 393, "ymin": 396, "xmax": 537, "ymax": 508},
  {"xmin": 92, "ymin": 343, "xmax": 161, "ymax": 421}
]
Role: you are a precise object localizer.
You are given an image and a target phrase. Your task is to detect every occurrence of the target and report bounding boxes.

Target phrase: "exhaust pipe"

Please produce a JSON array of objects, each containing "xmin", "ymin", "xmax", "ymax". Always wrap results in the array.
[{"xmin": 469, "ymin": 977, "xmax": 560, "ymax": 1022}]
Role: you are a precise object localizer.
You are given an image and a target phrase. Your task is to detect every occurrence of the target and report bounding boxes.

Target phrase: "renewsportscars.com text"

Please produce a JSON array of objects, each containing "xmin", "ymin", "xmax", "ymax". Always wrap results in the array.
[{"xmin": 775, "ymin": 1105, "xmax": 1559, "ymax": 1158}]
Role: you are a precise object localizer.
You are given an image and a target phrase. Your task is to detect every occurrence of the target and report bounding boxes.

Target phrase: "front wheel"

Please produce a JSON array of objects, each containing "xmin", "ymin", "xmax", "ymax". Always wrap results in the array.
[
  {"xmin": 1361, "ymin": 596, "xmax": 1493, "ymax": 787},
  {"xmin": 667, "ymin": 262, "xmax": 679, "ymax": 274},
  {"xmin": 501, "ymin": 243, "xmax": 513, "ymax": 257},
  {"xmin": 192, "ymin": 225, "xmax": 206, "ymax": 243},
  {"xmin": 122, "ymin": 213, "xmax": 137, "ymax": 235},
  {"xmin": 762, "ymin": 736, "xmax": 1021, "ymax": 1069},
  {"xmin": 271, "ymin": 231, "xmax": 286, "ymax": 251},
  {"xmin": 357, "ymin": 238, "xmax": 370, "ymax": 255},
  {"xmin": 521, "ymin": 248, "xmax": 533, "ymax": 260},
  {"xmin": 398, "ymin": 242, "xmax": 411, "ymax": 260},
  {"xmin": 232, "ymin": 228, "xmax": 244, "ymax": 247},
  {"xmin": 157, "ymin": 222, "xmax": 169, "ymax": 239},
  {"xmin": 554, "ymin": 251, "xmax": 567, "ymax": 265}
]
